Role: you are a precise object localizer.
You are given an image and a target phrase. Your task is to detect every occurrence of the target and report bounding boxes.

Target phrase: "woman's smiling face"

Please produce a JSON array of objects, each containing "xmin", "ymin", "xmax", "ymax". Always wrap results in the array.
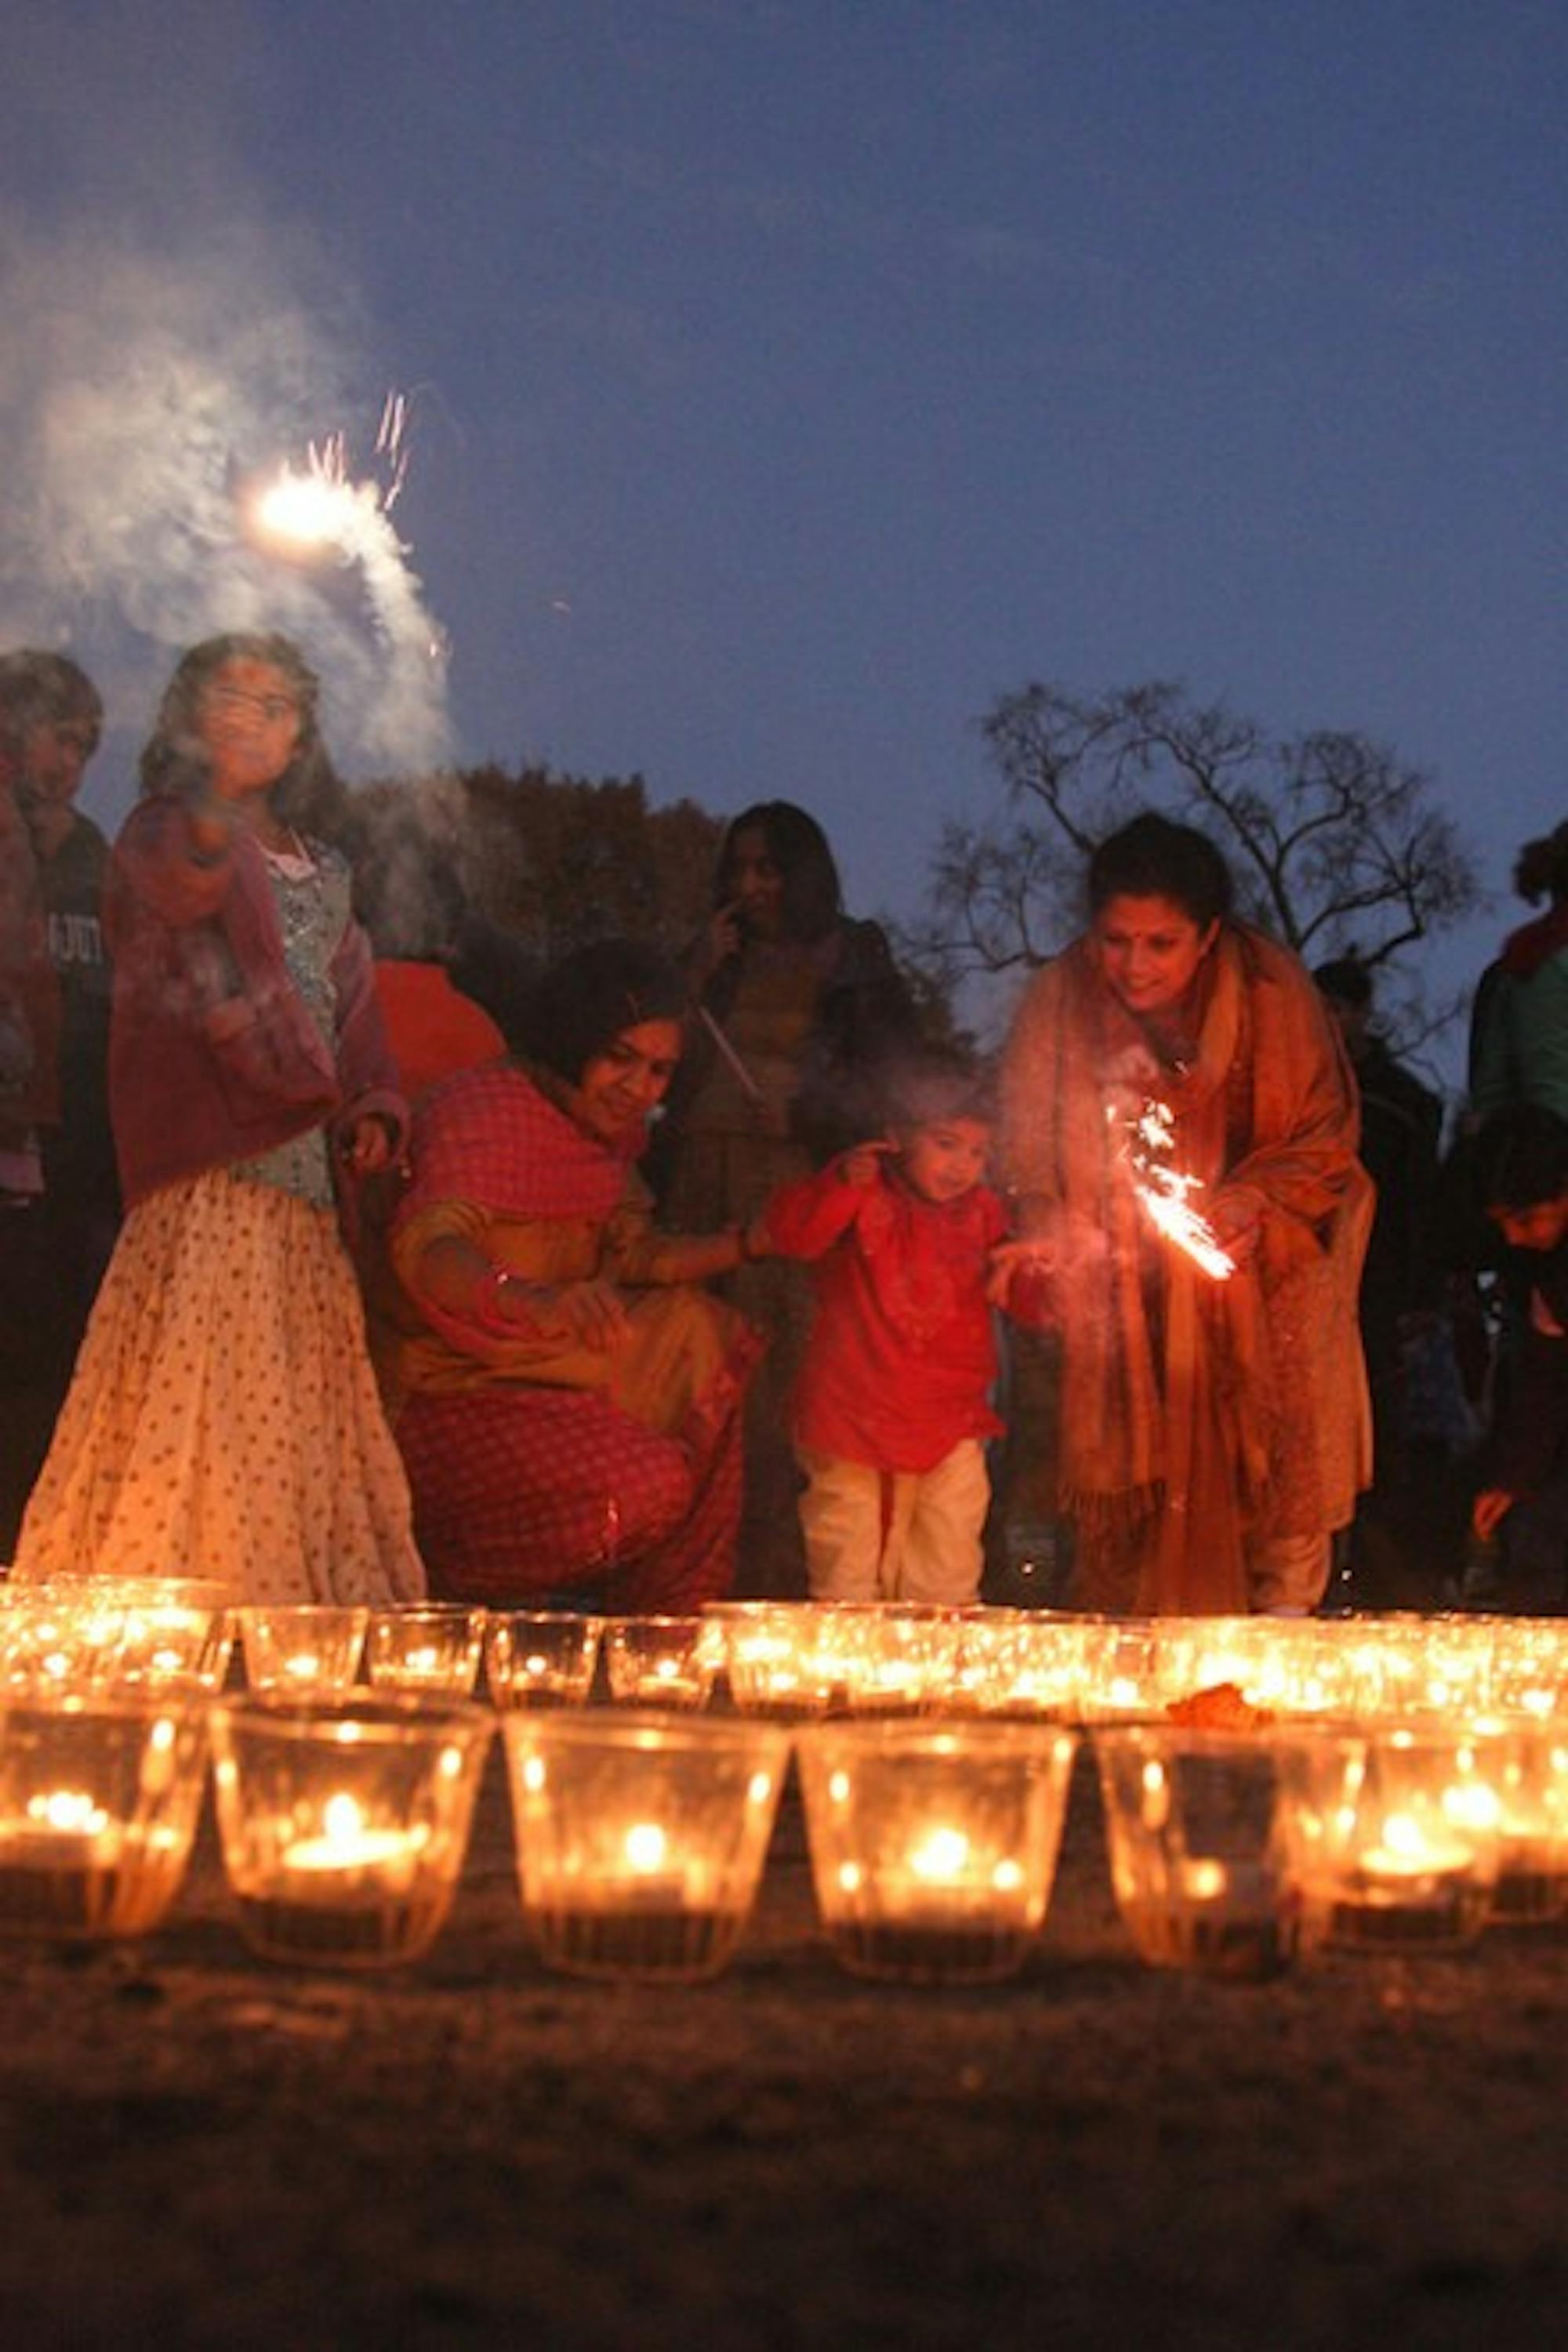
[
  {"xmin": 575, "ymin": 1018, "xmax": 684, "ymax": 1149},
  {"xmin": 1091, "ymin": 892, "xmax": 1219, "ymax": 1016}
]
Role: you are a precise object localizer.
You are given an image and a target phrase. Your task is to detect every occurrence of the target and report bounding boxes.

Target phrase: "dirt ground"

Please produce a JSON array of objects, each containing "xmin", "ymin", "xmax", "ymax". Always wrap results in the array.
[{"xmin": 1, "ymin": 1740, "xmax": 1565, "ymax": 2352}]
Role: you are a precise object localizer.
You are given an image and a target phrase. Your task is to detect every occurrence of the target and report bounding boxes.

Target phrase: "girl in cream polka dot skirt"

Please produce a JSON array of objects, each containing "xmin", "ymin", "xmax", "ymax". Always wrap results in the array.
[{"xmin": 11, "ymin": 634, "xmax": 425, "ymax": 1605}]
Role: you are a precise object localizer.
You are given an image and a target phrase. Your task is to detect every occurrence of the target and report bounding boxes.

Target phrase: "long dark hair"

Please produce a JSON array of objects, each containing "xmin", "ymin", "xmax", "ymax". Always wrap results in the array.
[
  {"xmin": 716, "ymin": 800, "xmax": 843, "ymax": 944},
  {"xmin": 138, "ymin": 632, "xmax": 350, "ymax": 842}
]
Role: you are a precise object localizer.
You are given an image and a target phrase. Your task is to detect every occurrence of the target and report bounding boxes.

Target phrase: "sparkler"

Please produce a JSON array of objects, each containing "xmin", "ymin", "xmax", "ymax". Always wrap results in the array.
[
  {"xmin": 1115, "ymin": 1098, "xmax": 1236, "ymax": 1282},
  {"xmin": 698, "ymin": 1007, "xmax": 768, "ymax": 1107},
  {"xmin": 252, "ymin": 390, "xmax": 409, "ymax": 554}
]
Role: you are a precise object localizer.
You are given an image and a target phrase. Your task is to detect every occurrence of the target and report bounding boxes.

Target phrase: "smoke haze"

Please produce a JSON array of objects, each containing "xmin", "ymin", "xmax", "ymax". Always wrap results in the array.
[{"xmin": 1, "ymin": 11, "xmax": 454, "ymax": 804}]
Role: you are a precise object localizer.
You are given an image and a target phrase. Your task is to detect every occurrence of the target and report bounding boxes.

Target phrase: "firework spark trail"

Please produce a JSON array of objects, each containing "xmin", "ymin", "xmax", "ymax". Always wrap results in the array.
[
  {"xmin": 1114, "ymin": 1097, "xmax": 1236, "ymax": 1281},
  {"xmin": 250, "ymin": 398, "xmax": 452, "ymax": 747}
]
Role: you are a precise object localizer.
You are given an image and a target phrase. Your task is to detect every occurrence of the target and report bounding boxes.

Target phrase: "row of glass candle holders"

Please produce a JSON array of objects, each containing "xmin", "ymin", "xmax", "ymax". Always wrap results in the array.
[
  {"xmin": 0, "ymin": 1586, "xmax": 1566, "ymax": 1984},
  {"xmin": 5, "ymin": 1586, "xmax": 1568, "ymax": 1721}
]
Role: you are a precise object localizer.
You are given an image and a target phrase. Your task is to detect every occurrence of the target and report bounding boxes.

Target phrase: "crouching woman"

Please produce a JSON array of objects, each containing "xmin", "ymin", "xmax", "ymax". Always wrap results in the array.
[{"xmin": 386, "ymin": 940, "xmax": 767, "ymax": 1612}]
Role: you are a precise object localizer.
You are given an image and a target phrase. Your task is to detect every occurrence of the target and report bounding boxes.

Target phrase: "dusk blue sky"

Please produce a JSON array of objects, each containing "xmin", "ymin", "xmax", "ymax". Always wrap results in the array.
[{"xmin": 3, "ymin": 1, "xmax": 1563, "ymax": 1071}]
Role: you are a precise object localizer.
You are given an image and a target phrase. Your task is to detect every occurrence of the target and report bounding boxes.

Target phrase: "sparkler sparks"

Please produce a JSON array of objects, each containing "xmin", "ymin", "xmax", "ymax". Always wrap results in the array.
[
  {"xmin": 251, "ymin": 390, "xmax": 410, "ymax": 561},
  {"xmin": 243, "ymin": 390, "xmax": 452, "ymax": 732},
  {"xmin": 1115, "ymin": 1098, "xmax": 1236, "ymax": 1282}
]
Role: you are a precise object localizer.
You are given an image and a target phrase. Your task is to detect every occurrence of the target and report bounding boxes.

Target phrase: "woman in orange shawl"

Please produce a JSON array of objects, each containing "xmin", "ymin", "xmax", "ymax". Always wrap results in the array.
[
  {"xmin": 387, "ymin": 941, "xmax": 766, "ymax": 1610},
  {"xmin": 998, "ymin": 814, "xmax": 1372, "ymax": 1616}
]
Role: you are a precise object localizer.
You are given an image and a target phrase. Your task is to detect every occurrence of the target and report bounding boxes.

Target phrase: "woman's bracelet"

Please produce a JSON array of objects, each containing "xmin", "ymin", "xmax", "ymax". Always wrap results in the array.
[{"xmin": 472, "ymin": 1262, "xmax": 530, "ymax": 1334}]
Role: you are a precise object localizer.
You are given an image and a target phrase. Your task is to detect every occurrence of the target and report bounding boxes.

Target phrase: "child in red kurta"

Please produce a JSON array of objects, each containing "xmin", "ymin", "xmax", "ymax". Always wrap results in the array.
[{"xmin": 758, "ymin": 1052, "xmax": 1014, "ymax": 1603}]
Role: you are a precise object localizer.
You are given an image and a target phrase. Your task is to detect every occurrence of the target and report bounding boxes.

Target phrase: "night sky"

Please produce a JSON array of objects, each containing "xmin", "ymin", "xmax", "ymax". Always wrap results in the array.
[{"xmin": 4, "ymin": 1, "xmax": 1563, "ymax": 1066}]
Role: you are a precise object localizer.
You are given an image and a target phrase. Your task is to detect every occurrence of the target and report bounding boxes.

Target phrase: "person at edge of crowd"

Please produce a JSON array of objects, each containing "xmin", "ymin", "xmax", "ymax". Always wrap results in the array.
[
  {"xmin": 1465, "ymin": 1103, "xmax": 1568, "ymax": 1615},
  {"xmin": 2, "ymin": 654, "xmax": 121, "ymax": 1397},
  {"xmin": 384, "ymin": 939, "xmax": 770, "ymax": 1613},
  {"xmin": 0, "ymin": 696, "xmax": 62, "ymax": 1559},
  {"xmin": 1431, "ymin": 822, "xmax": 1568, "ymax": 1497},
  {"xmin": 755, "ymin": 1043, "xmax": 1033, "ymax": 1606},
  {"xmin": 1470, "ymin": 820, "xmax": 1568, "ymax": 1125},
  {"xmin": 997, "ymin": 809, "xmax": 1373, "ymax": 1618},
  {"xmin": 652, "ymin": 799, "xmax": 919, "ymax": 1596},
  {"xmin": 10, "ymin": 632, "xmax": 425, "ymax": 1605},
  {"xmin": 1313, "ymin": 954, "xmax": 1464, "ymax": 1606}
]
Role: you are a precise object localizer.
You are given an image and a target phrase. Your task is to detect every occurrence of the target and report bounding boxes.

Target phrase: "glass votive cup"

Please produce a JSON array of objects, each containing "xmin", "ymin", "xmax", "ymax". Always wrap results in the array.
[
  {"xmin": 0, "ymin": 1591, "xmax": 232, "ymax": 1696},
  {"xmin": 365, "ymin": 1606, "xmax": 486, "ymax": 1697},
  {"xmin": 1450, "ymin": 1716, "xmax": 1568, "ymax": 1926},
  {"xmin": 485, "ymin": 1611, "xmax": 603, "ymax": 1710},
  {"xmin": 1277, "ymin": 1726, "xmax": 1501, "ymax": 1951},
  {"xmin": 1094, "ymin": 1726, "xmax": 1314, "ymax": 1982},
  {"xmin": 602, "ymin": 1615, "xmax": 716, "ymax": 1709},
  {"xmin": 0, "ymin": 1595, "xmax": 132, "ymax": 1694},
  {"xmin": 0, "ymin": 1691, "xmax": 210, "ymax": 1938},
  {"xmin": 796, "ymin": 1716, "xmax": 1079, "ymax": 1984},
  {"xmin": 833, "ymin": 1605, "xmax": 967, "ymax": 1716},
  {"xmin": 237, "ymin": 1604, "xmax": 369, "ymax": 1697},
  {"xmin": 500, "ymin": 1708, "xmax": 791, "ymax": 1981},
  {"xmin": 209, "ymin": 1693, "xmax": 493, "ymax": 1968},
  {"xmin": 701, "ymin": 1602, "xmax": 840, "ymax": 1716}
]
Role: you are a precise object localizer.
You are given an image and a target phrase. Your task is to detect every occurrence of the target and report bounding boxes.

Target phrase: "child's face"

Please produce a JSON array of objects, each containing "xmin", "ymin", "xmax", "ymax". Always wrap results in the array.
[
  {"xmin": 196, "ymin": 659, "xmax": 302, "ymax": 800},
  {"xmin": 16, "ymin": 717, "xmax": 99, "ymax": 809},
  {"xmin": 897, "ymin": 1116, "xmax": 992, "ymax": 1206},
  {"xmin": 1490, "ymin": 1195, "xmax": 1568, "ymax": 1253}
]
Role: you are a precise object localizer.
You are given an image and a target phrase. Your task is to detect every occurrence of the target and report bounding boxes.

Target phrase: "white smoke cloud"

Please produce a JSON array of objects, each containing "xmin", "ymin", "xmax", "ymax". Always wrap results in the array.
[{"xmin": 0, "ymin": 209, "xmax": 454, "ymax": 789}]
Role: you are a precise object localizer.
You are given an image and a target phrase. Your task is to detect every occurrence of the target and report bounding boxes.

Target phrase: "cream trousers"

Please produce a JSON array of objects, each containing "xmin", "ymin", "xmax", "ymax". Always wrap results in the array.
[{"xmin": 796, "ymin": 1439, "xmax": 990, "ymax": 1606}]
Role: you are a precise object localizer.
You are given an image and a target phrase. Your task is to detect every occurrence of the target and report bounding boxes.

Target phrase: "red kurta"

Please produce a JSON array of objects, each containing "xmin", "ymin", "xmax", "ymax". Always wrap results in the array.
[{"xmin": 763, "ymin": 1156, "xmax": 1007, "ymax": 1474}]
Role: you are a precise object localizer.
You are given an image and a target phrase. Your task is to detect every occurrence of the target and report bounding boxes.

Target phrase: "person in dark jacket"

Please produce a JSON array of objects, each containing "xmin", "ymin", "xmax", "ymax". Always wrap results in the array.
[{"xmin": 1468, "ymin": 1104, "xmax": 1568, "ymax": 1613}]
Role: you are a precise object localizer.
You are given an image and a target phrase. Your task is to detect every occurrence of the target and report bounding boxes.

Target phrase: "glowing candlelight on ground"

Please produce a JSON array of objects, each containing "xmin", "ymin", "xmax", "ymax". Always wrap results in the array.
[
  {"xmin": 500, "ymin": 1711, "xmax": 789, "ymax": 1980},
  {"xmin": 27, "ymin": 1788, "xmax": 111, "ymax": 1838},
  {"xmin": 211, "ymin": 1696, "xmax": 492, "ymax": 1967},
  {"xmin": 0, "ymin": 1697, "xmax": 209, "ymax": 1938},
  {"xmin": 280, "ymin": 1791, "xmax": 426, "ymax": 1878},
  {"xmin": 799, "ymin": 1719, "xmax": 1076, "ymax": 1983}
]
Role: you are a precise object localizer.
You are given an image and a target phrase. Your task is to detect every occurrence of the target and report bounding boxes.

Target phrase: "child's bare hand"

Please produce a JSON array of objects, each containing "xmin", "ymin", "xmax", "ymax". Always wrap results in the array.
[
  {"xmin": 841, "ymin": 1140, "xmax": 894, "ymax": 1188},
  {"xmin": 342, "ymin": 1116, "xmax": 395, "ymax": 1176}
]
